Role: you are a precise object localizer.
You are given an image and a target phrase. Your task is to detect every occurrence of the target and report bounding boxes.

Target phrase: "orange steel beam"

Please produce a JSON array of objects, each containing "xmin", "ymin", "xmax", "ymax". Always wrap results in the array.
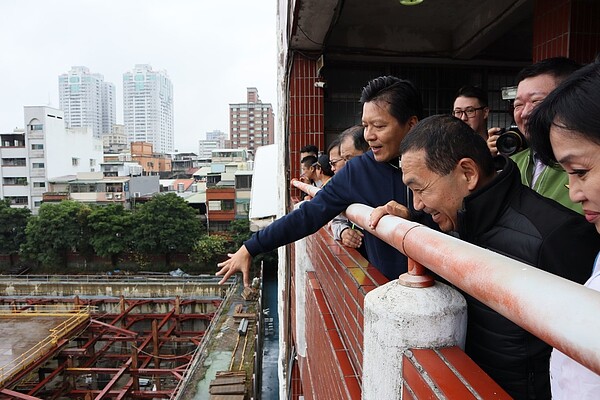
[
  {"xmin": 0, "ymin": 388, "xmax": 42, "ymax": 400},
  {"xmin": 345, "ymin": 203, "xmax": 600, "ymax": 375}
]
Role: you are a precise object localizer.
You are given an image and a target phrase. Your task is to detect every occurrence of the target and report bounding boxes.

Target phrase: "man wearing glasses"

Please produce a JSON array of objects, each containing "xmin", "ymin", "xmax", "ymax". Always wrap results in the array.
[
  {"xmin": 329, "ymin": 125, "xmax": 369, "ymax": 251},
  {"xmin": 452, "ymin": 85, "xmax": 489, "ymax": 140}
]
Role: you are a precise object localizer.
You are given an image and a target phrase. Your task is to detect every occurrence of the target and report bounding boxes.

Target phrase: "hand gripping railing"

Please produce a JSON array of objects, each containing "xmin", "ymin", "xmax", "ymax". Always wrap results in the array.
[
  {"xmin": 290, "ymin": 178, "xmax": 321, "ymax": 199},
  {"xmin": 345, "ymin": 203, "xmax": 600, "ymax": 375}
]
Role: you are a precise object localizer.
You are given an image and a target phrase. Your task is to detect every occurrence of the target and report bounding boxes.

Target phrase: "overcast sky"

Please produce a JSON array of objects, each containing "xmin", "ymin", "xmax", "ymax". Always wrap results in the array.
[{"xmin": 0, "ymin": 0, "xmax": 277, "ymax": 153}]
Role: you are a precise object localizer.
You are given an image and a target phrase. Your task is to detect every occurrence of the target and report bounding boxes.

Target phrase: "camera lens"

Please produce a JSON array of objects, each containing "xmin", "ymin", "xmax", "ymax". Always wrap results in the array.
[{"xmin": 497, "ymin": 130, "xmax": 523, "ymax": 156}]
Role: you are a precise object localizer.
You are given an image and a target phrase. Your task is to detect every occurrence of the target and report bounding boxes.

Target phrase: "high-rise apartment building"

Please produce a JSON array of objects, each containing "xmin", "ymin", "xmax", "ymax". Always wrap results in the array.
[
  {"xmin": 123, "ymin": 64, "xmax": 174, "ymax": 153},
  {"xmin": 229, "ymin": 88, "xmax": 274, "ymax": 154},
  {"xmin": 58, "ymin": 66, "xmax": 115, "ymax": 138}
]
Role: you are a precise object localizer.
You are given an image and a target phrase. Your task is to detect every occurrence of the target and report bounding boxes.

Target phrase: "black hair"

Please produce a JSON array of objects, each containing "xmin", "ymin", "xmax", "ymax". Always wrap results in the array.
[
  {"xmin": 327, "ymin": 137, "xmax": 341, "ymax": 155},
  {"xmin": 360, "ymin": 76, "xmax": 423, "ymax": 122},
  {"xmin": 399, "ymin": 114, "xmax": 495, "ymax": 177},
  {"xmin": 300, "ymin": 155, "xmax": 318, "ymax": 169},
  {"xmin": 315, "ymin": 154, "xmax": 334, "ymax": 177},
  {"xmin": 529, "ymin": 60, "xmax": 600, "ymax": 166},
  {"xmin": 515, "ymin": 57, "xmax": 581, "ymax": 85},
  {"xmin": 300, "ymin": 144, "xmax": 319, "ymax": 155},
  {"xmin": 339, "ymin": 125, "xmax": 369, "ymax": 153},
  {"xmin": 455, "ymin": 85, "xmax": 488, "ymax": 107}
]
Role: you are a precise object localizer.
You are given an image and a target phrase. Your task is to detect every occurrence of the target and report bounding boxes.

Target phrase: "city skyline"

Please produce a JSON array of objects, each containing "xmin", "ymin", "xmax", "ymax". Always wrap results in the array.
[{"xmin": 0, "ymin": 1, "xmax": 277, "ymax": 153}]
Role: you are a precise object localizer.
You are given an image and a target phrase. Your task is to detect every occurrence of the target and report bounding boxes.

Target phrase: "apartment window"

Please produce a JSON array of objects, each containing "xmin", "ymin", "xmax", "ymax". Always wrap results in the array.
[
  {"xmin": 222, "ymin": 200, "xmax": 234, "ymax": 211},
  {"xmin": 237, "ymin": 202, "xmax": 250, "ymax": 214},
  {"xmin": 31, "ymin": 143, "xmax": 44, "ymax": 150},
  {"xmin": 34, "ymin": 201, "xmax": 42, "ymax": 207},
  {"xmin": 6, "ymin": 196, "xmax": 28, "ymax": 205},
  {"xmin": 72, "ymin": 158, "xmax": 80, "ymax": 166},
  {"xmin": 32, "ymin": 162, "xmax": 45, "ymax": 168},
  {"xmin": 33, "ymin": 182, "xmax": 46, "ymax": 188},
  {"xmin": 2, "ymin": 158, "xmax": 26, "ymax": 166},
  {"xmin": 3, "ymin": 177, "xmax": 27, "ymax": 185},
  {"xmin": 208, "ymin": 200, "xmax": 221, "ymax": 211},
  {"xmin": 30, "ymin": 124, "xmax": 43, "ymax": 131},
  {"xmin": 235, "ymin": 175, "xmax": 252, "ymax": 189},
  {"xmin": 90, "ymin": 159, "xmax": 96, "ymax": 167}
]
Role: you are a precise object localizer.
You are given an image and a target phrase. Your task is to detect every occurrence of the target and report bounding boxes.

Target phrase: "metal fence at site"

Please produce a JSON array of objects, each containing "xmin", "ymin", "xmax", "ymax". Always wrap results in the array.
[{"xmin": 0, "ymin": 273, "xmax": 225, "ymax": 285}]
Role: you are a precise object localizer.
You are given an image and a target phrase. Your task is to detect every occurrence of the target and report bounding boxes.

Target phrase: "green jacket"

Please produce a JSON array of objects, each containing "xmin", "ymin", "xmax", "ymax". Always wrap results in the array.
[{"xmin": 511, "ymin": 149, "xmax": 582, "ymax": 214}]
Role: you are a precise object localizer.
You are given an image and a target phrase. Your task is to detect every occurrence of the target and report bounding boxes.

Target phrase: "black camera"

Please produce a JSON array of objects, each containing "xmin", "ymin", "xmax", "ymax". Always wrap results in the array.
[{"xmin": 496, "ymin": 126, "xmax": 528, "ymax": 156}]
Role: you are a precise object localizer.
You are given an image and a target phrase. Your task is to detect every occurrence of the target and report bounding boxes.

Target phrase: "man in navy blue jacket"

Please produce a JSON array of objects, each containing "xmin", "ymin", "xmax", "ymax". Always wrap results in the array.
[{"xmin": 217, "ymin": 76, "xmax": 430, "ymax": 287}]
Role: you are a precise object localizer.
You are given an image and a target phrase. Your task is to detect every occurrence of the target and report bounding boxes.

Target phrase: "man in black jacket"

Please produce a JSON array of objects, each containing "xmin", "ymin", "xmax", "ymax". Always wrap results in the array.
[{"xmin": 371, "ymin": 114, "xmax": 600, "ymax": 399}]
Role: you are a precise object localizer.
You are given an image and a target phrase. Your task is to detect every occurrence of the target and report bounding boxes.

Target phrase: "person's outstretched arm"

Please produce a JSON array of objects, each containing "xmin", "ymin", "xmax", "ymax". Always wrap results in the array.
[{"xmin": 216, "ymin": 245, "xmax": 252, "ymax": 287}]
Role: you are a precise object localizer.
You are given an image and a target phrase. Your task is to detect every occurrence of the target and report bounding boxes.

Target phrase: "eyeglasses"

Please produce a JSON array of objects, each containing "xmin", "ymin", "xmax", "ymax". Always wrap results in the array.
[
  {"xmin": 452, "ymin": 106, "xmax": 485, "ymax": 118},
  {"xmin": 329, "ymin": 158, "xmax": 344, "ymax": 167}
]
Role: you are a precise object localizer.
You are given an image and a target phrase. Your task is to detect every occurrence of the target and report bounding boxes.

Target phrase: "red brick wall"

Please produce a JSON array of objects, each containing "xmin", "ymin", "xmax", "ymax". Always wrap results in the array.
[
  {"xmin": 291, "ymin": 227, "xmax": 388, "ymax": 399},
  {"xmin": 533, "ymin": 0, "xmax": 600, "ymax": 63}
]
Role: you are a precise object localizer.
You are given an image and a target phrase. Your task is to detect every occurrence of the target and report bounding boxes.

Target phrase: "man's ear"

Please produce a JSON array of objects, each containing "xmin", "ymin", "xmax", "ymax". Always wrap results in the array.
[
  {"xmin": 407, "ymin": 115, "xmax": 419, "ymax": 129},
  {"xmin": 457, "ymin": 158, "xmax": 480, "ymax": 191}
]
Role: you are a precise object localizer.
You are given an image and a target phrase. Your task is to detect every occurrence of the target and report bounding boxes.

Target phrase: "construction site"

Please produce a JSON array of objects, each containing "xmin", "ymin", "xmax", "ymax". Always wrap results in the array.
[{"xmin": 0, "ymin": 273, "xmax": 267, "ymax": 400}]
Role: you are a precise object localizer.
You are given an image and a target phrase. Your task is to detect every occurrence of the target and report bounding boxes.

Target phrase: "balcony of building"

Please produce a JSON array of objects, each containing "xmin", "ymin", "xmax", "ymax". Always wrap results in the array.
[
  {"xmin": 273, "ymin": 0, "xmax": 600, "ymax": 396},
  {"xmin": 279, "ymin": 180, "xmax": 600, "ymax": 399}
]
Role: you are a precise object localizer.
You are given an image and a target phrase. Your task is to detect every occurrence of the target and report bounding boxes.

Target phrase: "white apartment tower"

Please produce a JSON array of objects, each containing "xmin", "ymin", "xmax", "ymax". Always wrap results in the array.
[
  {"xmin": 123, "ymin": 64, "xmax": 174, "ymax": 153},
  {"xmin": 59, "ymin": 66, "xmax": 115, "ymax": 138},
  {"xmin": 229, "ymin": 87, "xmax": 274, "ymax": 154}
]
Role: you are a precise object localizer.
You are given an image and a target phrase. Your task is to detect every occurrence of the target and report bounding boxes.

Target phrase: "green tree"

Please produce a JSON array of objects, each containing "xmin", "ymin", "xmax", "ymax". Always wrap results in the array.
[
  {"xmin": 131, "ymin": 193, "xmax": 203, "ymax": 267},
  {"xmin": 87, "ymin": 204, "xmax": 131, "ymax": 267},
  {"xmin": 228, "ymin": 218, "xmax": 252, "ymax": 250},
  {"xmin": 21, "ymin": 201, "xmax": 90, "ymax": 268},
  {"xmin": 0, "ymin": 199, "xmax": 31, "ymax": 267},
  {"xmin": 192, "ymin": 234, "xmax": 229, "ymax": 266}
]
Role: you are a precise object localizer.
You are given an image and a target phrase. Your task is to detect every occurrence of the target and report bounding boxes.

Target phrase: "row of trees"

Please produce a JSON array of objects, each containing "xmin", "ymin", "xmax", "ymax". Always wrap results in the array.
[{"xmin": 0, "ymin": 194, "xmax": 263, "ymax": 272}]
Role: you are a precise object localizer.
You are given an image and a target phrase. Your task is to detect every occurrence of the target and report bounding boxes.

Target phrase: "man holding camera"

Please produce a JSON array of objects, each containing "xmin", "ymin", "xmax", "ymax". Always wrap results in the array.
[{"xmin": 487, "ymin": 57, "xmax": 582, "ymax": 213}]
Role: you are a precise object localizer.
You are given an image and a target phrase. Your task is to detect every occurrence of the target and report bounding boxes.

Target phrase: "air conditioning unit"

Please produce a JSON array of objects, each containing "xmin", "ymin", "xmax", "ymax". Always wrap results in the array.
[
  {"xmin": 114, "ymin": 193, "xmax": 122, "ymax": 200},
  {"xmin": 106, "ymin": 193, "xmax": 113, "ymax": 200}
]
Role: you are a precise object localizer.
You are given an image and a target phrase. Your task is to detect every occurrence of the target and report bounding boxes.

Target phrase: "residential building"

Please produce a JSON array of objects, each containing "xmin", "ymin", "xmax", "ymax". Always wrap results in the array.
[
  {"xmin": 44, "ymin": 172, "xmax": 159, "ymax": 209},
  {"xmin": 102, "ymin": 124, "xmax": 128, "ymax": 154},
  {"xmin": 0, "ymin": 106, "xmax": 102, "ymax": 213},
  {"xmin": 58, "ymin": 66, "xmax": 115, "ymax": 138},
  {"xmin": 206, "ymin": 130, "xmax": 227, "ymax": 148},
  {"xmin": 229, "ymin": 87, "xmax": 274, "ymax": 154},
  {"xmin": 100, "ymin": 161, "xmax": 143, "ymax": 177},
  {"xmin": 206, "ymin": 187, "xmax": 235, "ymax": 232},
  {"xmin": 169, "ymin": 152, "xmax": 200, "ymax": 178},
  {"xmin": 123, "ymin": 64, "xmax": 174, "ymax": 153},
  {"xmin": 0, "ymin": 129, "xmax": 28, "ymax": 209},
  {"xmin": 234, "ymin": 170, "xmax": 252, "ymax": 219},
  {"xmin": 130, "ymin": 142, "xmax": 172, "ymax": 176},
  {"xmin": 198, "ymin": 140, "xmax": 219, "ymax": 159}
]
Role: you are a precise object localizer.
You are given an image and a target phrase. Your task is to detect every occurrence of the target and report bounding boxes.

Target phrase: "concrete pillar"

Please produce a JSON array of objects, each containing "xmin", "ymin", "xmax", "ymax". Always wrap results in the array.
[
  {"xmin": 362, "ymin": 280, "xmax": 467, "ymax": 399},
  {"xmin": 293, "ymin": 201, "xmax": 314, "ymax": 358}
]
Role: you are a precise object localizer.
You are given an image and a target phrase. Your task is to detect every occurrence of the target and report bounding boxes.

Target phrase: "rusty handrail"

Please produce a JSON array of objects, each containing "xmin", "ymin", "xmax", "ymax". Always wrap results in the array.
[
  {"xmin": 345, "ymin": 203, "xmax": 600, "ymax": 375},
  {"xmin": 291, "ymin": 178, "xmax": 321, "ymax": 198}
]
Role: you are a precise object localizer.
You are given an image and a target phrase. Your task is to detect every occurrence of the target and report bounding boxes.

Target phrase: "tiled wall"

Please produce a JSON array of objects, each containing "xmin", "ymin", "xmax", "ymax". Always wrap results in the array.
[
  {"xmin": 533, "ymin": 0, "xmax": 600, "ymax": 63},
  {"xmin": 288, "ymin": 54, "xmax": 325, "ymax": 196}
]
